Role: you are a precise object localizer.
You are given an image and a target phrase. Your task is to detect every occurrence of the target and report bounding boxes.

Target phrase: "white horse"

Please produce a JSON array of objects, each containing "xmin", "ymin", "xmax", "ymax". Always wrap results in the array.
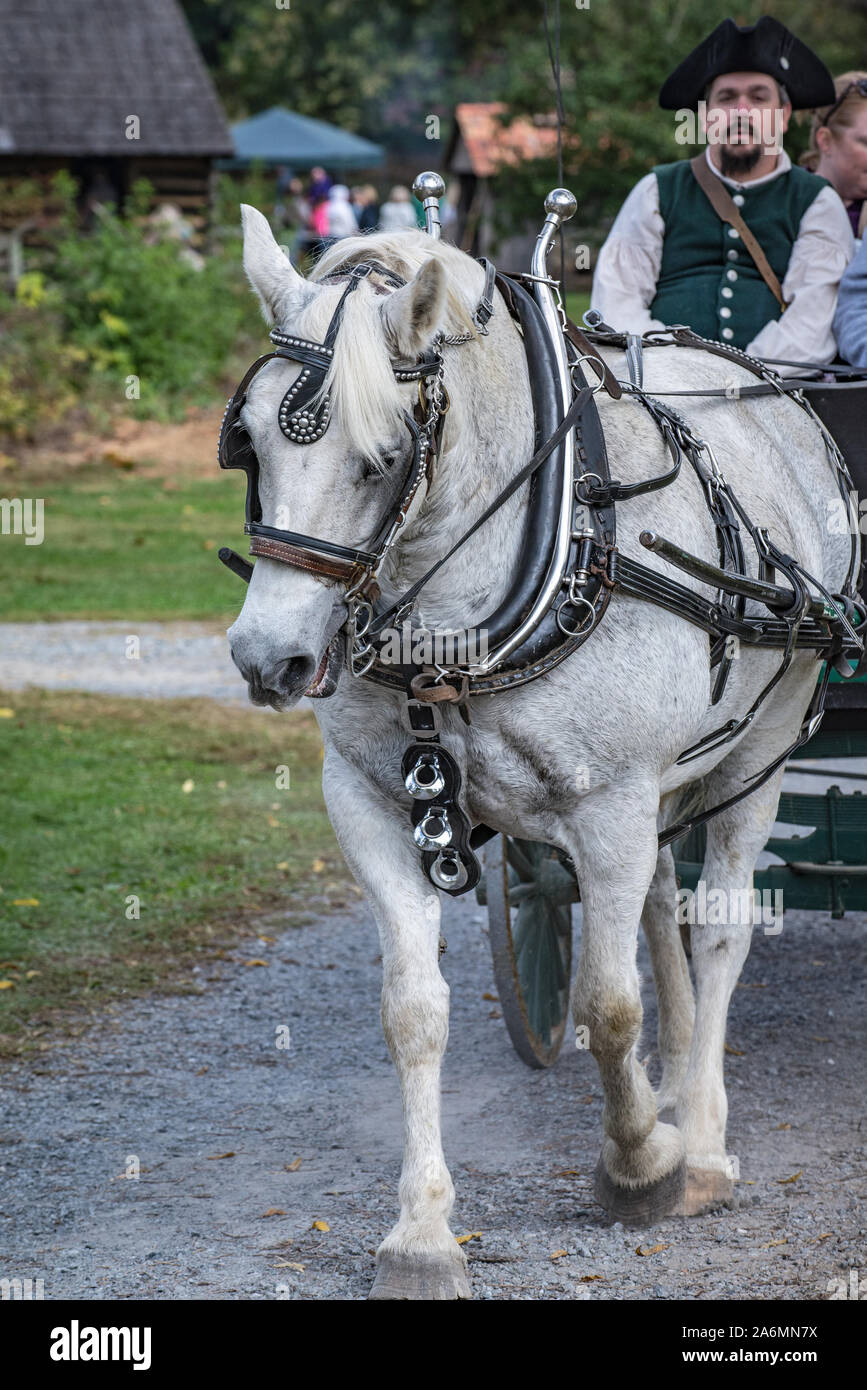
[{"xmin": 228, "ymin": 206, "xmax": 855, "ymax": 1300}]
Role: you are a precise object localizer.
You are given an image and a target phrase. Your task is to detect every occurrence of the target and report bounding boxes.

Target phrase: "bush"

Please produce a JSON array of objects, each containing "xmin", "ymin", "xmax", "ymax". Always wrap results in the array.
[
  {"xmin": 46, "ymin": 181, "xmax": 260, "ymax": 418},
  {"xmin": 0, "ymin": 174, "xmax": 265, "ymax": 442}
]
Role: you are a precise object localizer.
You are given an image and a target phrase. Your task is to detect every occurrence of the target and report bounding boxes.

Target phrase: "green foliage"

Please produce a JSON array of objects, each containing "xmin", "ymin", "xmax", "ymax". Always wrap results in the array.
[
  {"xmin": 47, "ymin": 185, "xmax": 257, "ymax": 416},
  {"xmin": 181, "ymin": 0, "xmax": 867, "ymax": 237},
  {"xmin": 0, "ymin": 173, "xmax": 264, "ymax": 439}
]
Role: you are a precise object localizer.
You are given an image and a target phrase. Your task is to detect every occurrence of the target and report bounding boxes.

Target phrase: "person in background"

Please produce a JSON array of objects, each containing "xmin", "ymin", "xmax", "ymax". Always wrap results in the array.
[
  {"xmin": 591, "ymin": 17, "xmax": 853, "ymax": 371},
  {"xmin": 308, "ymin": 166, "xmax": 332, "ymax": 203},
  {"xmin": 273, "ymin": 165, "xmax": 295, "ymax": 228},
  {"xmin": 378, "ymin": 185, "xmax": 417, "ymax": 232},
  {"xmin": 801, "ymin": 74, "xmax": 867, "ymax": 240},
  {"xmin": 834, "ymin": 234, "xmax": 867, "ymax": 365},
  {"xmin": 325, "ymin": 184, "xmax": 359, "ymax": 242},
  {"xmin": 352, "ymin": 184, "xmax": 379, "ymax": 232},
  {"xmin": 284, "ymin": 178, "xmax": 313, "ymax": 260},
  {"xmin": 440, "ymin": 181, "xmax": 460, "ymax": 241}
]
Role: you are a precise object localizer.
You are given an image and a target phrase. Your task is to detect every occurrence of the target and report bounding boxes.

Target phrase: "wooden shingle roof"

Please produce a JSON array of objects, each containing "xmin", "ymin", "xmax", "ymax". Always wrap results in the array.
[
  {"xmin": 449, "ymin": 103, "xmax": 560, "ymax": 178},
  {"xmin": 0, "ymin": 0, "xmax": 232, "ymax": 157}
]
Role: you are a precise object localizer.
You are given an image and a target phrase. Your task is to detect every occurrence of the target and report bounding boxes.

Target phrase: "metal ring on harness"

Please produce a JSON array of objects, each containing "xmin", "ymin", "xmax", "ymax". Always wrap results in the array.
[
  {"xmin": 556, "ymin": 595, "xmax": 596, "ymax": 636},
  {"xmin": 574, "ymin": 472, "xmax": 603, "ymax": 503},
  {"xmin": 570, "ymin": 354, "xmax": 607, "ymax": 395}
]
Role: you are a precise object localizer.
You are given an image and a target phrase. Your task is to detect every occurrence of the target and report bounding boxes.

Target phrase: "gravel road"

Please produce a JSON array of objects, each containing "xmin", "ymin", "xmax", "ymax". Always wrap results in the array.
[
  {"xmin": 1, "ymin": 888, "xmax": 863, "ymax": 1301},
  {"xmin": 0, "ymin": 621, "xmax": 251, "ymax": 706}
]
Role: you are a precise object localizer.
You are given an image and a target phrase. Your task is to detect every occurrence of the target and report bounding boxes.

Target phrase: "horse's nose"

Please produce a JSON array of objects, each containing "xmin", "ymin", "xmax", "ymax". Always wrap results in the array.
[{"xmin": 231, "ymin": 645, "xmax": 315, "ymax": 705}]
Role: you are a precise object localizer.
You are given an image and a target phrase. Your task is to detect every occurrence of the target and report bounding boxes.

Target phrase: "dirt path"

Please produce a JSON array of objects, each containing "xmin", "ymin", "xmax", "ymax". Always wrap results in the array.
[
  {"xmin": 1, "ymin": 887, "xmax": 863, "ymax": 1301},
  {"xmin": 0, "ymin": 620, "xmax": 256, "ymax": 706}
]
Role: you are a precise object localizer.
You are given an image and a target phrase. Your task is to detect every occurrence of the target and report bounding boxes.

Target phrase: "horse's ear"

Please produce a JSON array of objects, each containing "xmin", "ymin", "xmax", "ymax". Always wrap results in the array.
[
  {"xmin": 380, "ymin": 258, "xmax": 446, "ymax": 359},
  {"xmin": 240, "ymin": 204, "xmax": 304, "ymax": 325}
]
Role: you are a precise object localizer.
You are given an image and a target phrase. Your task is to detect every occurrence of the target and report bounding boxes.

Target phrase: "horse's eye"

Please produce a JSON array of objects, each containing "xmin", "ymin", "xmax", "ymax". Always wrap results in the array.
[{"xmin": 361, "ymin": 451, "xmax": 398, "ymax": 481}]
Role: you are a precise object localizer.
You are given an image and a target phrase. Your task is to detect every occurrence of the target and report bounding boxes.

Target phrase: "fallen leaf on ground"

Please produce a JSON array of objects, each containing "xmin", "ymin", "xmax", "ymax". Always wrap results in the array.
[
  {"xmin": 270, "ymin": 1260, "xmax": 304, "ymax": 1271},
  {"xmin": 775, "ymin": 1122, "xmax": 791, "ymax": 1130},
  {"xmin": 181, "ymin": 779, "xmax": 194, "ymax": 793},
  {"xmin": 12, "ymin": 898, "xmax": 39, "ymax": 907},
  {"xmin": 456, "ymin": 1232, "xmax": 482, "ymax": 1245},
  {"xmin": 762, "ymin": 1238, "xmax": 787, "ymax": 1248},
  {"xmin": 311, "ymin": 1219, "xmax": 330, "ymax": 1232},
  {"xmin": 0, "ymin": 981, "xmax": 15, "ymax": 990},
  {"xmin": 258, "ymin": 935, "xmax": 276, "ymax": 944},
  {"xmin": 553, "ymin": 1169, "xmax": 582, "ymax": 1177},
  {"xmin": 195, "ymin": 1066, "xmax": 208, "ymax": 1075},
  {"xmin": 207, "ymin": 1152, "xmax": 235, "ymax": 1160},
  {"xmin": 285, "ymin": 1158, "xmax": 302, "ymax": 1172},
  {"xmin": 311, "ymin": 858, "xmax": 326, "ymax": 873},
  {"xmin": 0, "ymin": 708, "xmax": 15, "ymax": 718},
  {"xmin": 817, "ymin": 1233, "xmax": 832, "ymax": 1241},
  {"xmin": 482, "ymin": 992, "xmax": 498, "ymax": 1001},
  {"xmin": 25, "ymin": 970, "xmax": 40, "ymax": 979},
  {"xmin": 550, "ymin": 1249, "xmax": 568, "ymax": 1260},
  {"xmin": 578, "ymin": 1274, "xmax": 604, "ymax": 1283},
  {"xmin": 243, "ymin": 959, "xmax": 269, "ymax": 968},
  {"xmin": 724, "ymin": 1044, "xmax": 744, "ymax": 1056},
  {"xmin": 262, "ymin": 1208, "xmax": 287, "ymax": 1218},
  {"xmin": 636, "ymin": 1243, "xmax": 669, "ymax": 1256},
  {"xmin": 775, "ymin": 1171, "xmax": 802, "ymax": 1184}
]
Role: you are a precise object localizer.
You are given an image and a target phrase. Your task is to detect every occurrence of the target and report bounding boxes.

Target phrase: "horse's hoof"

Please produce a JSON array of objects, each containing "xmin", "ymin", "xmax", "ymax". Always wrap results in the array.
[
  {"xmin": 594, "ymin": 1155, "xmax": 686, "ymax": 1227},
  {"xmin": 676, "ymin": 1166, "xmax": 735, "ymax": 1216},
  {"xmin": 368, "ymin": 1249, "xmax": 471, "ymax": 1301}
]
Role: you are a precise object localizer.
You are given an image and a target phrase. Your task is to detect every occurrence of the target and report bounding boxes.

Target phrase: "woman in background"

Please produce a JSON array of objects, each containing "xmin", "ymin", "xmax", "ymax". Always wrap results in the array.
[
  {"xmin": 801, "ymin": 73, "xmax": 867, "ymax": 240},
  {"xmin": 378, "ymin": 185, "xmax": 417, "ymax": 232}
]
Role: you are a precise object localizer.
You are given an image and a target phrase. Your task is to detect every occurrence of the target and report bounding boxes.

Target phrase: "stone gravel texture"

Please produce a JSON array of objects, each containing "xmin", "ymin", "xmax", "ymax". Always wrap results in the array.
[{"xmin": 0, "ymin": 891, "xmax": 863, "ymax": 1302}]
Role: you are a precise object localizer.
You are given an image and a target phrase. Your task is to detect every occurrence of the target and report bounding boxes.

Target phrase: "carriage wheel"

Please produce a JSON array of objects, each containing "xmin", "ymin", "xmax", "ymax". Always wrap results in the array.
[{"xmin": 483, "ymin": 835, "xmax": 575, "ymax": 1069}]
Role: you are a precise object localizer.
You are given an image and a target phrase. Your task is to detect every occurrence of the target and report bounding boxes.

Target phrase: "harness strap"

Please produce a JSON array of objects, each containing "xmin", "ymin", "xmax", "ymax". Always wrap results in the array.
[
  {"xmin": 658, "ymin": 661, "xmax": 832, "ymax": 849},
  {"xmin": 367, "ymin": 385, "xmax": 592, "ymax": 637}
]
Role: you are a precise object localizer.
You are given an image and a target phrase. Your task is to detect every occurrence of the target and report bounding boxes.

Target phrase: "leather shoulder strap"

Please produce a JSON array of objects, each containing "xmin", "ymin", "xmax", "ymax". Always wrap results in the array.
[{"xmin": 689, "ymin": 154, "xmax": 788, "ymax": 312}]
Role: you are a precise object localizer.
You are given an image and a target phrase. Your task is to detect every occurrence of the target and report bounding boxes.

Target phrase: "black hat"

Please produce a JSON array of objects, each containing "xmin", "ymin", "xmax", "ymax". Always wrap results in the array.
[{"xmin": 659, "ymin": 16, "xmax": 836, "ymax": 111}]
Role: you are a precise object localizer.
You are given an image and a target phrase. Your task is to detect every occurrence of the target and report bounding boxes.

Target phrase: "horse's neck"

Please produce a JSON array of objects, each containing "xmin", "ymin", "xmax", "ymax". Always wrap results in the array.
[{"xmin": 379, "ymin": 306, "xmax": 536, "ymax": 630}]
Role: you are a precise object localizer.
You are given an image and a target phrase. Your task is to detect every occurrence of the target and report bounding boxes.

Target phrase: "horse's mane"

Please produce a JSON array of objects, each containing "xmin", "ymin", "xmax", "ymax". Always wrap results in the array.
[{"xmin": 282, "ymin": 231, "xmax": 480, "ymax": 467}]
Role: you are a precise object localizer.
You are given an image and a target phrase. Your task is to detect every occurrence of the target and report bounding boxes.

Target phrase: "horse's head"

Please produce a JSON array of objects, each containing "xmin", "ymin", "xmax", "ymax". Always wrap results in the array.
[{"xmin": 226, "ymin": 206, "xmax": 467, "ymax": 710}]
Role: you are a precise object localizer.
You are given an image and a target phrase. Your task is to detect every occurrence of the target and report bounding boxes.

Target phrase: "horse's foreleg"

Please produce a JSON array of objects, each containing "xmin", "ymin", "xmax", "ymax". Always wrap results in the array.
[
  {"xmin": 675, "ymin": 761, "xmax": 788, "ymax": 1216},
  {"xmin": 323, "ymin": 752, "xmax": 470, "ymax": 1301},
  {"xmin": 641, "ymin": 843, "xmax": 695, "ymax": 1113},
  {"xmin": 570, "ymin": 785, "xmax": 687, "ymax": 1225}
]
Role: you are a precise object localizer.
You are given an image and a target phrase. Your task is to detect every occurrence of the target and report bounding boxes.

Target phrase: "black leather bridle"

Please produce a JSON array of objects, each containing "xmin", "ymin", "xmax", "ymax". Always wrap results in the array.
[{"xmin": 218, "ymin": 258, "xmax": 496, "ymax": 601}]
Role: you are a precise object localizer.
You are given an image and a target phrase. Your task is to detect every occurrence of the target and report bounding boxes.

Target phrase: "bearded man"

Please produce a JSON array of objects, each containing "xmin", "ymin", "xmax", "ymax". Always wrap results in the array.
[{"xmin": 591, "ymin": 17, "xmax": 854, "ymax": 368}]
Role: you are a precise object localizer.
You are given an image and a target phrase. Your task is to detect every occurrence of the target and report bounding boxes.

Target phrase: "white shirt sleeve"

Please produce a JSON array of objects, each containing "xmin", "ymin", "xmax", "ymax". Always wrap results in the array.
[
  {"xmin": 746, "ymin": 186, "xmax": 855, "ymax": 371},
  {"xmin": 591, "ymin": 174, "xmax": 667, "ymax": 334}
]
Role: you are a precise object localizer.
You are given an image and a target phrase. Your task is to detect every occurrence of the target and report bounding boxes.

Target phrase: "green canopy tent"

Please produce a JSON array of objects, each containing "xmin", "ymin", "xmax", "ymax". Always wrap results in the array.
[{"xmin": 221, "ymin": 106, "xmax": 384, "ymax": 172}]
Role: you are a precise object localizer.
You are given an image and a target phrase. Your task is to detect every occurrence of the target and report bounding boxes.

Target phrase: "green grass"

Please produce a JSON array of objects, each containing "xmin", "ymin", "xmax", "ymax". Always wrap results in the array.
[
  {"xmin": 0, "ymin": 691, "xmax": 352, "ymax": 1052},
  {"xmin": 564, "ymin": 292, "xmax": 592, "ymax": 325},
  {"xmin": 0, "ymin": 472, "xmax": 249, "ymax": 622}
]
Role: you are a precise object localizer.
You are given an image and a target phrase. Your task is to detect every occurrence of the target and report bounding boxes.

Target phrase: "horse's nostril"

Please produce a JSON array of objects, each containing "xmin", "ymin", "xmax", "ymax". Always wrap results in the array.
[
  {"xmin": 260, "ymin": 655, "xmax": 315, "ymax": 698},
  {"xmin": 278, "ymin": 656, "xmax": 315, "ymax": 690}
]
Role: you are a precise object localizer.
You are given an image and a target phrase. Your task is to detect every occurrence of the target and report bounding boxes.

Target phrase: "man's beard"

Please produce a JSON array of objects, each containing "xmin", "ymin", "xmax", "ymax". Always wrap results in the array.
[{"xmin": 719, "ymin": 144, "xmax": 763, "ymax": 179}]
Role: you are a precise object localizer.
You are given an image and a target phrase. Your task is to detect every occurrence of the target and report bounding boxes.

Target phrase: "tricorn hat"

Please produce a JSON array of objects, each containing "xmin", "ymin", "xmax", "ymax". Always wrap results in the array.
[{"xmin": 659, "ymin": 16, "xmax": 836, "ymax": 111}]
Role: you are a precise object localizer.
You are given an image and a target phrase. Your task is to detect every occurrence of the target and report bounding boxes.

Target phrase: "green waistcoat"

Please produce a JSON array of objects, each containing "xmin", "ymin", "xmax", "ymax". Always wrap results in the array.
[{"xmin": 650, "ymin": 159, "xmax": 828, "ymax": 348}]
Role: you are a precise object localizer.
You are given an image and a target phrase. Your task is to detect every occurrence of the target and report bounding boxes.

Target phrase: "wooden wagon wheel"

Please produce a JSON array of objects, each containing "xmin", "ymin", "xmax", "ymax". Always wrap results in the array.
[{"xmin": 482, "ymin": 835, "xmax": 575, "ymax": 1068}]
